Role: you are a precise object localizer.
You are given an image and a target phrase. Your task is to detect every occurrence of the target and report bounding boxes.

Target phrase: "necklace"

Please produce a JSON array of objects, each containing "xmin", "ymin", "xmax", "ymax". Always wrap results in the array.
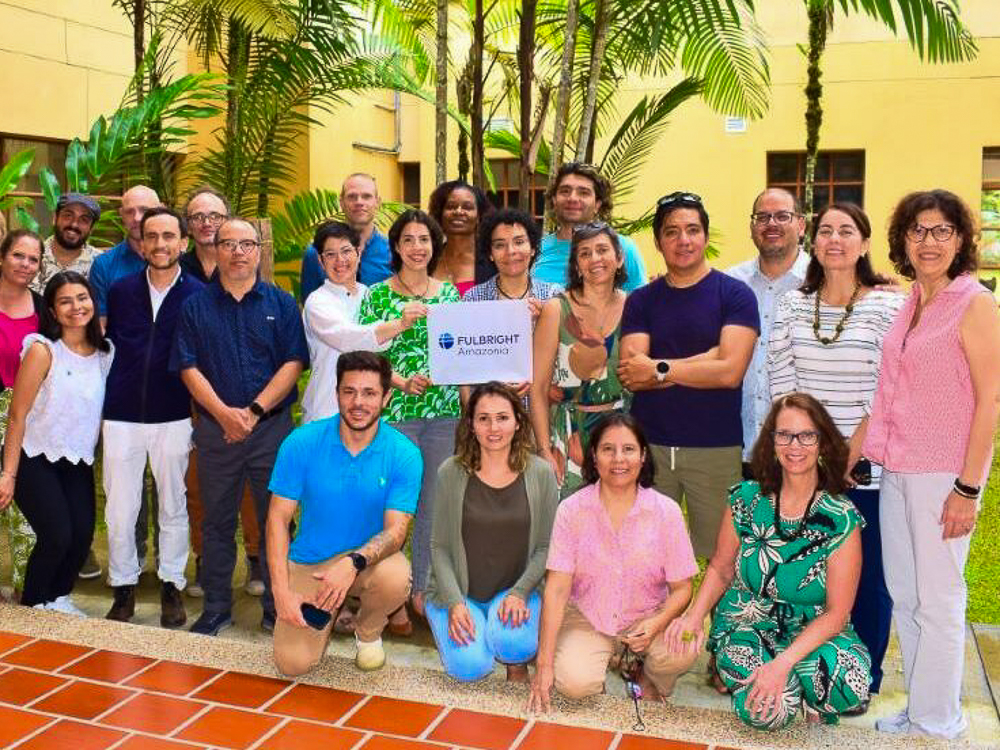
[
  {"xmin": 397, "ymin": 274, "xmax": 430, "ymax": 300},
  {"xmin": 496, "ymin": 275, "xmax": 530, "ymax": 299},
  {"xmin": 773, "ymin": 488, "xmax": 817, "ymax": 541},
  {"xmin": 812, "ymin": 282, "xmax": 861, "ymax": 345}
]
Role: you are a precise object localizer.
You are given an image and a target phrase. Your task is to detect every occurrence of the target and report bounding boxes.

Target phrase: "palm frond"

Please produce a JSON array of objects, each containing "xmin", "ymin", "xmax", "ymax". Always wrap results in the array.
[{"xmin": 835, "ymin": 0, "xmax": 977, "ymax": 62}]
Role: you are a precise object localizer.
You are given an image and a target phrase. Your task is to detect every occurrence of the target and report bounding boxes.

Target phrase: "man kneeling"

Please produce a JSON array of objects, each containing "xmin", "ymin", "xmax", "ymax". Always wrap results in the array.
[{"xmin": 268, "ymin": 351, "xmax": 422, "ymax": 675}]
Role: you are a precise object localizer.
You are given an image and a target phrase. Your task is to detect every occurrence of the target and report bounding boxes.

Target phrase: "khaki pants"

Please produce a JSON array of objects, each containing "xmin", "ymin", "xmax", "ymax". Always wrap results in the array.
[
  {"xmin": 272, "ymin": 551, "xmax": 411, "ymax": 677},
  {"xmin": 649, "ymin": 444, "xmax": 741, "ymax": 558},
  {"xmin": 553, "ymin": 605, "xmax": 697, "ymax": 700}
]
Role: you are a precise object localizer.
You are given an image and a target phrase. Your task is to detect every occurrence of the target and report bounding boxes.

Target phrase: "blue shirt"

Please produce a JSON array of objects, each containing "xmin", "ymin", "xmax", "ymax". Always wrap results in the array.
[
  {"xmin": 90, "ymin": 240, "xmax": 147, "ymax": 316},
  {"xmin": 170, "ymin": 279, "xmax": 309, "ymax": 411},
  {"xmin": 269, "ymin": 416, "xmax": 423, "ymax": 564},
  {"xmin": 533, "ymin": 233, "xmax": 648, "ymax": 292},
  {"xmin": 299, "ymin": 229, "xmax": 393, "ymax": 302}
]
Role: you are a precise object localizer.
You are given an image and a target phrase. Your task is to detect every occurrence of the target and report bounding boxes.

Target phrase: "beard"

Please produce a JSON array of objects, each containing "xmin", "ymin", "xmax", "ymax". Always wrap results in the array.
[{"xmin": 53, "ymin": 225, "xmax": 88, "ymax": 250}]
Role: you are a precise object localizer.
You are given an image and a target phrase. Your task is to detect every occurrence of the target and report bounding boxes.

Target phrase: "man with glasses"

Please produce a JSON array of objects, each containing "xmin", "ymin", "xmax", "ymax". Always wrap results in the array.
[
  {"xmin": 299, "ymin": 173, "xmax": 393, "ymax": 302},
  {"xmin": 534, "ymin": 163, "xmax": 647, "ymax": 292},
  {"xmin": 726, "ymin": 188, "xmax": 810, "ymax": 475},
  {"xmin": 181, "ymin": 187, "xmax": 230, "ymax": 283},
  {"xmin": 32, "ymin": 192, "xmax": 104, "ymax": 294},
  {"xmin": 171, "ymin": 218, "xmax": 309, "ymax": 635},
  {"xmin": 618, "ymin": 192, "xmax": 758, "ymax": 560}
]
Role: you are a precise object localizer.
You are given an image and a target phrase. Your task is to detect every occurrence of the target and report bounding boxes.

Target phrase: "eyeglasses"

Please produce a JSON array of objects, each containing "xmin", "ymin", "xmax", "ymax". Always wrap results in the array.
[
  {"xmin": 216, "ymin": 239, "xmax": 260, "ymax": 254},
  {"xmin": 658, "ymin": 191, "xmax": 702, "ymax": 208},
  {"xmin": 320, "ymin": 248, "xmax": 358, "ymax": 261},
  {"xmin": 187, "ymin": 212, "xmax": 226, "ymax": 225},
  {"xmin": 752, "ymin": 210, "xmax": 799, "ymax": 226},
  {"xmin": 773, "ymin": 430, "xmax": 819, "ymax": 447},
  {"xmin": 906, "ymin": 224, "xmax": 955, "ymax": 243}
]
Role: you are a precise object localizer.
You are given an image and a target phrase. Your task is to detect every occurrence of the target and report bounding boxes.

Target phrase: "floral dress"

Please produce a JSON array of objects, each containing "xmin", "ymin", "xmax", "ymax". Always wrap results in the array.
[
  {"xmin": 708, "ymin": 481, "xmax": 871, "ymax": 729},
  {"xmin": 1, "ymin": 388, "xmax": 34, "ymax": 593}
]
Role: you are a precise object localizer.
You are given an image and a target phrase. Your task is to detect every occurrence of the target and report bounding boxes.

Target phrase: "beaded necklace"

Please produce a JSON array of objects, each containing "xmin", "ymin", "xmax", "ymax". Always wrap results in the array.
[{"xmin": 812, "ymin": 282, "xmax": 861, "ymax": 345}]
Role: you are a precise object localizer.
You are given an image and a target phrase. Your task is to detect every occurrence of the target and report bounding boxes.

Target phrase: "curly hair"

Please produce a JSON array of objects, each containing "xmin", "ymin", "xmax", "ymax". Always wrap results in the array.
[
  {"xmin": 750, "ymin": 393, "xmax": 848, "ymax": 498},
  {"xmin": 566, "ymin": 222, "xmax": 627, "ymax": 293},
  {"xmin": 545, "ymin": 162, "xmax": 614, "ymax": 222},
  {"xmin": 428, "ymin": 180, "xmax": 493, "ymax": 233},
  {"xmin": 474, "ymin": 207, "xmax": 542, "ymax": 282},
  {"xmin": 801, "ymin": 202, "xmax": 889, "ymax": 294},
  {"xmin": 455, "ymin": 382, "xmax": 535, "ymax": 473},
  {"xmin": 387, "ymin": 209, "xmax": 446, "ymax": 275},
  {"xmin": 887, "ymin": 189, "xmax": 979, "ymax": 281},
  {"xmin": 580, "ymin": 414, "xmax": 656, "ymax": 488}
]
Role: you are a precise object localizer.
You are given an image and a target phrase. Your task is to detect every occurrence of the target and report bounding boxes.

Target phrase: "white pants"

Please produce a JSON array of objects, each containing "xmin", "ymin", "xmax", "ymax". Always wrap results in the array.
[
  {"xmin": 880, "ymin": 470, "xmax": 975, "ymax": 739},
  {"xmin": 103, "ymin": 419, "xmax": 192, "ymax": 588}
]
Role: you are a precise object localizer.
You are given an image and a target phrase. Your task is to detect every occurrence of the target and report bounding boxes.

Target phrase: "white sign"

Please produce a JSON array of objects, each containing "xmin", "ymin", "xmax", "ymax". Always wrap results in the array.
[
  {"xmin": 427, "ymin": 300, "xmax": 532, "ymax": 385},
  {"xmin": 724, "ymin": 116, "xmax": 747, "ymax": 133}
]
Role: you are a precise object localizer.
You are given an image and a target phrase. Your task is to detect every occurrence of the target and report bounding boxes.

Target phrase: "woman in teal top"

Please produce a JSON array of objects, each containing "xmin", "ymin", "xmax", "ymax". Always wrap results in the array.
[
  {"xmin": 357, "ymin": 209, "xmax": 460, "ymax": 619},
  {"xmin": 665, "ymin": 393, "xmax": 870, "ymax": 729}
]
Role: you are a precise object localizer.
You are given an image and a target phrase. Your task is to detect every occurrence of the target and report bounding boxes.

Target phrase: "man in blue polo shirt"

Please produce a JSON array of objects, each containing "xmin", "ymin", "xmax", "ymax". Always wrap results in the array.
[
  {"xmin": 299, "ymin": 173, "xmax": 393, "ymax": 301},
  {"xmin": 268, "ymin": 351, "xmax": 421, "ymax": 675}
]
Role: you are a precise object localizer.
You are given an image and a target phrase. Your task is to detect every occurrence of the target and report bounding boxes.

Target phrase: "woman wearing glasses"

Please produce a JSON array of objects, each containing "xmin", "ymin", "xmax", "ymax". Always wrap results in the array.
[
  {"xmin": 428, "ymin": 180, "xmax": 493, "ymax": 297},
  {"xmin": 530, "ymin": 222, "xmax": 629, "ymax": 497},
  {"xmin": 528, "ymin": 414, "xmax": 698, "ymax": 713},
  {"xmin": 665, "ymin": 394, "xmax": 870, "ymax": 730},
  {"xmin": 859, "ymin": 190, "xmax": 1000, "ymax": 739},
  {"xmin": 358, "ymin": 209, "xmax": 461, "ymax": 618},
  {"xmin": 767, "ymin": 203, "xmax": 903, "ymax": 706}
]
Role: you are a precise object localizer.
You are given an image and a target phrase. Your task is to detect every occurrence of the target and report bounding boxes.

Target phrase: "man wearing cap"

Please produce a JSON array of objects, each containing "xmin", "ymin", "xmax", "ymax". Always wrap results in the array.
[{"xmin": 32, "ymin": 192, "xmax": 104, "ymax": 293}]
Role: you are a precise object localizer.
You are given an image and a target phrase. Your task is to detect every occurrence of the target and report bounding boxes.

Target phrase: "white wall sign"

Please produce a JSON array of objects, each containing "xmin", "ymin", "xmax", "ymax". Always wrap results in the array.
[{"xmin": 427, "ymin": 300, "xmax": 532, "ymax": 385}]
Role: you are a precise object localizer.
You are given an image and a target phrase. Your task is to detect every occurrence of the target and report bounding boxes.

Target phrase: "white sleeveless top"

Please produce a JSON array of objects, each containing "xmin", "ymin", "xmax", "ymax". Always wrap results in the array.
[{"xmin": 20, "ymin": 334, "xmax": 114, "ymax": 465}]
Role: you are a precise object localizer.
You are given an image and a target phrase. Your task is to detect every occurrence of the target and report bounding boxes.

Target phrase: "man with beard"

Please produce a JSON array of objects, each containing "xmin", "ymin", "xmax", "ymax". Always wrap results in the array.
[
  {"xmin": 725, "ymin": 188, "xmax": 809, "ymax": 474},
  {"xmin": 267, "ymin": 351, "xmax": 421, "ymax": 675},
  {"xmin": 102, "ymin": 207, "xmax": 203, "ymax": 627},
  {"xmin": 32, "ymin": 192, "xmax": 103, "ymax": 293}
]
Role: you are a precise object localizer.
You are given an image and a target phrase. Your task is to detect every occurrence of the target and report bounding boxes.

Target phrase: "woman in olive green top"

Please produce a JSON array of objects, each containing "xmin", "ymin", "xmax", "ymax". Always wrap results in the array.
[
  {"xmin": 358, "ymin": 209, "xmax": 461, "ymax": 618},
  {"xmin": 426, "ymin": 383, "xmax": 558, "ymax": 682}
]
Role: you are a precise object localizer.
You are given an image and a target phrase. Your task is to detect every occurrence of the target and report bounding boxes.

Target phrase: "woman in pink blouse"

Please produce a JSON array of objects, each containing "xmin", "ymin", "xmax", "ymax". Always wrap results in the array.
[
  {"xmin": 527, "ymin": 414, "xmax": 699, "ymax": 712},
  {"xmin": 855, "ymin": 190, "xmax": 1000, "ymax": 739}
]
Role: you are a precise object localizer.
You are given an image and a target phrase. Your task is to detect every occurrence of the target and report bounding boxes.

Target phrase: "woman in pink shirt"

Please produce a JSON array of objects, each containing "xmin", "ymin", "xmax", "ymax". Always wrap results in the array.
[
  {"xmin": 857, "ymin": 190, "xmax": 1000, "ymax": 740},
  {"xmin": 527, "ymin": 414, "xmax": 699, "ymax": 712}
]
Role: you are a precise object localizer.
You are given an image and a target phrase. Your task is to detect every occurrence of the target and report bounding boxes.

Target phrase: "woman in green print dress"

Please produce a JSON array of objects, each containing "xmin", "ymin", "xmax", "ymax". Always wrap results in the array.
[
  {"xmin": 665, "ymin": 393, "xmax": 870, "ymax": 729},
  {"xmin": 357, "ymin": 209, "xmax": 460, "ymax": 618}
]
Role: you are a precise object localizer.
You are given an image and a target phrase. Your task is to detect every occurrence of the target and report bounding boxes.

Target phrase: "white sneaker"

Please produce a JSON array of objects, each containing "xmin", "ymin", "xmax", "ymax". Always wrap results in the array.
[
  {"xmin": 32, "ymin": 603, "xmax": 47, "ymax": 610},
  {"xmin": 355, "ymin": 636, "xmax": 385, "ymax": 671},
  {"xmin": 47, "ymin": 595, "xmax": 87, "ymax": 617},
  {"xmin": 875, "ymin": 708, "xmax": 910, "ymax": 734}
]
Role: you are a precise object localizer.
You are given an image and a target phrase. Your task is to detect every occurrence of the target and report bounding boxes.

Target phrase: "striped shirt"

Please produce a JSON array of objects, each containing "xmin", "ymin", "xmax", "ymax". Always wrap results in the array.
[
  {"xmin": 768, "ymin": 288, "xmax": 905, "ymax": 486},
  {"xmin": 461, "ymin": 274, "xmax": 561, "ymax": 303}
]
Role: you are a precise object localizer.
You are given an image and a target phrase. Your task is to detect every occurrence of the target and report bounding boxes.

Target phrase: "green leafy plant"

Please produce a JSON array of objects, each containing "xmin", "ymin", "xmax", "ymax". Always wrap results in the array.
[{"xmin": 0, "ymin": 149, "xmax": 39, "ymax": 232}]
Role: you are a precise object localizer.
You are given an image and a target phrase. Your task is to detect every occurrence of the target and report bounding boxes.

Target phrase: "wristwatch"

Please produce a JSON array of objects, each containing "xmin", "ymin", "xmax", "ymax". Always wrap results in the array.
[
  {"xmin": 249, "ymin": 401, "xmax": 265, "ymax": 418},
  {"xmin": 655, "ymin": 360, "xmax": 671, "ymax": 383},
  {"xmin": 348, "ymin": 552, "xmax": 368, "ymax": 572}
]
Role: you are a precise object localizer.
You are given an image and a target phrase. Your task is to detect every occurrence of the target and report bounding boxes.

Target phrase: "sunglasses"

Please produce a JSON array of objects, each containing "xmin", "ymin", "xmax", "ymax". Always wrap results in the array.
[
  {"xmin": 571, "ymin": 220, "xmax": 613, "ymax": 236},
  {"xmin": 618, "ymin": 645, "xmax": 647, "ymax": 732},
  {"xmin": 658, "ymin": 191, "xmax": 703, "ymax": 208}
]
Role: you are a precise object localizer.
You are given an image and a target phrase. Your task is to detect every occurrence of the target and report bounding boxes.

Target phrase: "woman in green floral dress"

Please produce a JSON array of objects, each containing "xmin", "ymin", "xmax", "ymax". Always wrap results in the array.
[
  {"xmin": 357, "ymin": 209, "xmax": 460, "ymax": 617},
  {"xmin": 530, "ymin": 222, "xmax": 628, "ymax": 497},
  {"xmin": 666, "ymin": 393, "xmax": 870, "ymax": 729}
]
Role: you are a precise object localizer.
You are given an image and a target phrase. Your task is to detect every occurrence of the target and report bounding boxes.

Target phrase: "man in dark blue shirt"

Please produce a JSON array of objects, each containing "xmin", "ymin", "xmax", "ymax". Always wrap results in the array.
[{"xmin": 172, "ymin": 217, "xmax": 309, "ymax": 636}]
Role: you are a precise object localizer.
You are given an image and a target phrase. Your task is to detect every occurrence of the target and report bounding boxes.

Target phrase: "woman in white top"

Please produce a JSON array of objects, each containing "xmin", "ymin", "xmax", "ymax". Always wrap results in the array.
[
  {"xmin": 768, "ymin": 202, "xmax": 904, "ymax": 706},
  {"xmin": 301, "ymin": 222, "xmax": 424, "ymax": 423},
  {"xmin": 0, "ymin": 271, "xmax": 113, "ymax": 614}
]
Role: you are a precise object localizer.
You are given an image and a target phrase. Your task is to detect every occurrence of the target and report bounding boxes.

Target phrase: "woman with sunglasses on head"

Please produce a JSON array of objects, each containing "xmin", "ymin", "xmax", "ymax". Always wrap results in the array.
[
  {"xmin": 358, "ymin": 209, "xmax": 461, "ymax": 619},
  {"xmin": 530, "ymin": 222, "xmax": 629, "ymax": 497},
  {"xmin": 428, "ymin": 180, "xmax": 493, "ymax": 297},
  {"xmin": 665, "ymin": 394, "xmax": 870, "ymax": 730},
  {"xmin": 426, "ymin": 383, "xmax": 558, "ymax": 683},
  {"xmin": 767, "ymin": 203, "xmax": 904, "ymax": 708},
  {"xmin": 858, "ymin": 190, "xmax": 1000, "ymax": 739},
  {"xmin": 527, "ymin": 414, "xmax": 698, "ymax": 713},
  {"xmin": 0, "ymin": 272, "xmax": 113, "ymax": 615}
]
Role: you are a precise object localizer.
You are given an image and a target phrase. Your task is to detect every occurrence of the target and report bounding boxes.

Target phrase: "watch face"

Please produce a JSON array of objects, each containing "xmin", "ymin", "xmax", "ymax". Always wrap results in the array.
[{"xmin": 656, "ymin": 361, "xmax": 669, "ymax": 374}]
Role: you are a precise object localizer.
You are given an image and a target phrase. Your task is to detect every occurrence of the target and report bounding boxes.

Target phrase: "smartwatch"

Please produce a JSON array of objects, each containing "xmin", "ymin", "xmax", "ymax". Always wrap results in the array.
[
  {"xmin": 655, "ymin": 360, "xmax": 670, "ymax": 383},
  {"xmin": 348, "ymin": 552, "xmax": 368, "ymax": 572},
  {"xmin": 249, "ymin": 401, "xmax": 265, "ymax": 418}
]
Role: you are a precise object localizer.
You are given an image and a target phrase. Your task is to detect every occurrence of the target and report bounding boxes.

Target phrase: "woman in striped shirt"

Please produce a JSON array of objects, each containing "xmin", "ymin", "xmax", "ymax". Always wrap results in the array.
[{"xmin": 768, "ymin": 202, "xmax": 904, "ymax": 710}]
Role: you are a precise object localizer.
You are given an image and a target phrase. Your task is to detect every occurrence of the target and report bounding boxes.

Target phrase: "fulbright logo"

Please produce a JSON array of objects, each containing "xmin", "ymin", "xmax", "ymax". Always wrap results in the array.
[{"xmin": 438, "ymin": 332, "xmax": 455, "ymax": 350}]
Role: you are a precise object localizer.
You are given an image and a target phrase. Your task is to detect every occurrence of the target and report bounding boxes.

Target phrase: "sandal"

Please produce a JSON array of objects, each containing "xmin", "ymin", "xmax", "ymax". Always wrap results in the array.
[
  {"xmin": 386, "ymin": 604, "xmax": 413, "ymax": 637},
  {"xmin": 706, "ymin": 654, "xmax": 730, "ymax": 694}
]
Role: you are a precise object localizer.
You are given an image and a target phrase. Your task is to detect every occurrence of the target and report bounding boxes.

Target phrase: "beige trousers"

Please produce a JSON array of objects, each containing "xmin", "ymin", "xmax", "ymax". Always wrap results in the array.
[
  {"xmin": 272, "ymin": 551, "xmax": 410, "ymax": 677},
  {"xmin": 553, "ymin": 605, "xmax": 698, "ymax": 700}
]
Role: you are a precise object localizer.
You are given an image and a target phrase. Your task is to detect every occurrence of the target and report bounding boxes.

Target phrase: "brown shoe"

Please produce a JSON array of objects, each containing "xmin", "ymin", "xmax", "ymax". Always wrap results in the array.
[
  {"xmin": 106, "ymin": 585, "xmax": 135, "ymax": 622},
  {"xmin": 160, "ymin": 582, "xmax": 187, "ymax": 629},
  {"xmin": 386, "ymin": 605, "xmax": 413, "ymax": 637}
]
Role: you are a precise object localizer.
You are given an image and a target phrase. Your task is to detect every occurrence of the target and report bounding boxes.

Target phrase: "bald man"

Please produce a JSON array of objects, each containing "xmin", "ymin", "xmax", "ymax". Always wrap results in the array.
[{"xmin": 91, "ymin": 185, "xmax": 161, "ymax": 324}]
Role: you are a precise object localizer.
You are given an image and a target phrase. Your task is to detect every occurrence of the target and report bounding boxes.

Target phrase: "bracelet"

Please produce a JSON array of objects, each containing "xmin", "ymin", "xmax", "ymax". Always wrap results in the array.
[{"xmin": 954, "ymin": 479, "xmax": 980, "ymax": 498}]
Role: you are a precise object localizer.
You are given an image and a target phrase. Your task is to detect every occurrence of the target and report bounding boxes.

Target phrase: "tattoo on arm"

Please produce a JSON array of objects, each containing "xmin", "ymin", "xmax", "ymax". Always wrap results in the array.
[{"xmin": 356, "ymin": 518, "xmax": 410, "ymax": 566}]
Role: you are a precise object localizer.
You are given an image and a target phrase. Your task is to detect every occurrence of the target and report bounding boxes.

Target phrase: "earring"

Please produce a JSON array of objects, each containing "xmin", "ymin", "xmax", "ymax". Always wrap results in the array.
[{"xmin": 817, "ymin": 456, "xmax": 825, "ymax": 468}]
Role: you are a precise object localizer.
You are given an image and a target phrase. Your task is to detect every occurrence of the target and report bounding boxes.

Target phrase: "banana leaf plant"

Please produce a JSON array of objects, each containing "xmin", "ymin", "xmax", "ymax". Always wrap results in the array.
[{"xmin": 0, "ymin": 149, "xmax": 39, "ymax": 232}]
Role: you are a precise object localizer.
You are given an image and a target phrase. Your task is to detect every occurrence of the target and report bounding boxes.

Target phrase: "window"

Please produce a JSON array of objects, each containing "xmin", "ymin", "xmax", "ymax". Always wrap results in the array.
[
  {"xmin": 486, "ymin": 159, "xmax": 547, "ymax": 223},
  {"xmin": 1, "ymin": 135, "xmax": 68, "ymax": 233},
  {"xmin": 767, "ymin": 151, "xmax": 865, "ymax": 213},
  {"xmin": 401, "ymin": 162, "xmax": 421, "ymax": 207},
  {"xmin": 980, "ymin": 148, "xmax": 1000, "ymax": 268}
]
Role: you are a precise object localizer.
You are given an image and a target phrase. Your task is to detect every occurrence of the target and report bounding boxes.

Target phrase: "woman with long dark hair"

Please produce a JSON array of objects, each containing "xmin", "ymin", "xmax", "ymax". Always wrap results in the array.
[
  {"xmin": 428, "ymin": 180, "xmax": 493, "ymax": 296},
  {"xmin": 0, "ymin": 271, "xmax": 113, "ymax": 614}
]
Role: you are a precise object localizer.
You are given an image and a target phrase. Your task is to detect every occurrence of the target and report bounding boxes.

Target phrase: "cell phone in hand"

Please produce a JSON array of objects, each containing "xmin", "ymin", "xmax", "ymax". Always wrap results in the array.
[
  {"xmin": 850, "ymin": 458, "xmax": 872, "ymax": 487},
  {"xmin": 301, "ymin": 603, "xmax": 332, "ymax": 630}
]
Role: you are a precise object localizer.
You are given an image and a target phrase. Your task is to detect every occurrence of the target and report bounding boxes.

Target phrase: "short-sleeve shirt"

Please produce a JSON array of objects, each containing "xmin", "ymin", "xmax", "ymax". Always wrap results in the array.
[
  {"xmin": 620, "ymin": 270, "xmax": 759, "ymax": 447},
  {"xmin": 546, "ymin": 482, "xmax": 698, "ymax": 635},
  {"xmin": 170, "ymin": 279, "xmax": 309, "ymax": 411},
  {"xmin": 269, "ymin": 416, "xmax": 423, "ymax": 564},
  {"xmin": 31, "ymin": 237, "xmax": 103, "ymax": 294},
  {"xmin": 534, "ymin": 233, "xmax": 648, "ymax": 293}
]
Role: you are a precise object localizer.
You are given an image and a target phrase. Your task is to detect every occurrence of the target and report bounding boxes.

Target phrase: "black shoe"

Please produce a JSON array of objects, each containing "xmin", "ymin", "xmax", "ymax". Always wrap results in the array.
[
  {"xmin": 189, "ymin": 610, "xmax": 232, "ymax": 636},
  {"xmin": 160, "ymin": 582, "xmax": 187, "ymax": 629},
  {"xmin": 843, "ymin": 698, "xmax": 870, "ymax": 717},
  {"xmin": 106, "ymin": 585, "xmax": 135, "ymax": 622},
  {"xmin": 261, "ymin": 610, "xmax": 276, "ymax": 634},
  {"xmin": 78, "ymin": 549, "xmax": 102, "ymax": 580}
]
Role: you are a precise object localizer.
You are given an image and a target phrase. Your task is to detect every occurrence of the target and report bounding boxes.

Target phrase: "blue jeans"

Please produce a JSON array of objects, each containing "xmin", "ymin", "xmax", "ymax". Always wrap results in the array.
[
  {"xmin": 848, "ymin": 487, "xmax": 892, "ymax": 693},
  {"xmin": 426, "ymin": 589, "xmax": 542, "ymax": 682}
]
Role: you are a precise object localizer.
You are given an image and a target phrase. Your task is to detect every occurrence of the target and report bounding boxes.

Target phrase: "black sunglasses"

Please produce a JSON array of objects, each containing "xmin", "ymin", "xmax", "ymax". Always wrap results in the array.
[
  {"xmin": 571, "ymin": 220, "xmax": 613, "ymax": 236},
  {"xmin": 658, "ymin": 191, "xmax": 703, "ymax": 207}
]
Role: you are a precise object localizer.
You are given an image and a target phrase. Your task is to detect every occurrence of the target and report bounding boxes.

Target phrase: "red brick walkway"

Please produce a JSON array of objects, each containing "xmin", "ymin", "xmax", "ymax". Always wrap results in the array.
[{"xmin": 0, "ymin": 630, "xmax": 736, "ymax": 750}]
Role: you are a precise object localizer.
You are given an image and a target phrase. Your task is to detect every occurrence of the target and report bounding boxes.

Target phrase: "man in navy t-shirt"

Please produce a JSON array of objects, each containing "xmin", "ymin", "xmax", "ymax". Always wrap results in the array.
[
  {"xmin": 268, "ymin": 351, "xmax": 422, "ymax": 676},
  {"xmin": 618, "ymin": 192, "xmax": 759, "ymax": 559}
]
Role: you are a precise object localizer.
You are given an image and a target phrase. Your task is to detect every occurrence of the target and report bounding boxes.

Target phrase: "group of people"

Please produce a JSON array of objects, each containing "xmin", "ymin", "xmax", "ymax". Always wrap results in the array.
[{"xmin": 0, "ymin": 163, "xmax": 996, "ymax": 740}]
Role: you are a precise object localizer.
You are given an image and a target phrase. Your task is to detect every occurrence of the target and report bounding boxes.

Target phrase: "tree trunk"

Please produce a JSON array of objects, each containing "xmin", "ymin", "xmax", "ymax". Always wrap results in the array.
[
  {"xmin": 225, "ymin": 19, "xmax": 251, "ymax": 211},
  {"xmin": 134, "ymin": 0, "xmax": 146, "ymax": 104},
  {"xmin": 435, "ymin": 0, "xmax": 448, "ymax": 183},
  {"xmin": 575, "ymin": 0, "xmax": 610, "ymax": 162},
  {"xmin": 470, "ymin": 0, "xmax": 486, "ymax": 189},
  {"xmin": 457, "ymin": 59, "xmax": 473, "ymax": 182},
  {"xmin": 545, "ymin": 0, "xmax": 579, "ymax": 229},
  {"xmin": 803, "ymin": 0, "xmax": 828, "ymax": 253},
  {"xmin": 517, "ymin": 0, "xmax": 538, "ymax": 212}
]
